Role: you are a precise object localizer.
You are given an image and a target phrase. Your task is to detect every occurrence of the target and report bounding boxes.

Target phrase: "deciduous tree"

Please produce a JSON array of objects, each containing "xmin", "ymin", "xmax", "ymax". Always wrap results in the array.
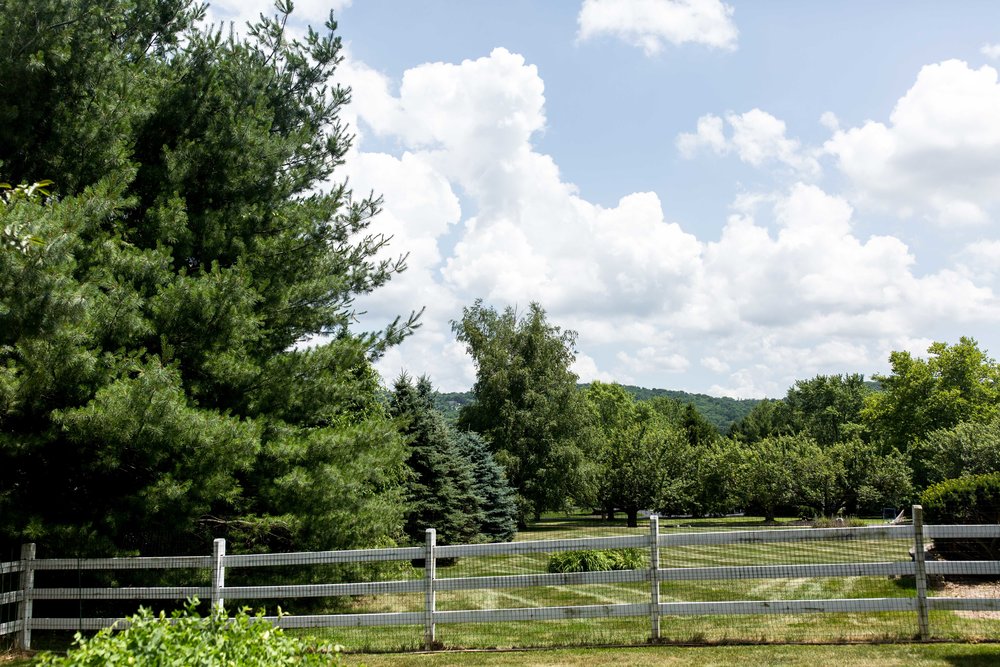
[{"xmin": 453, "ymin": 301, "xmax": 596, "ymax": 523}]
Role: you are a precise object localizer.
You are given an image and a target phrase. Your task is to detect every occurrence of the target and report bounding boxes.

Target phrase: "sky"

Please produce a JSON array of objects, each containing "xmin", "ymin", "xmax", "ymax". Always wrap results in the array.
[{"xmin": 205, "ymin": 0, "xmax": 1000, "ymax": 398}]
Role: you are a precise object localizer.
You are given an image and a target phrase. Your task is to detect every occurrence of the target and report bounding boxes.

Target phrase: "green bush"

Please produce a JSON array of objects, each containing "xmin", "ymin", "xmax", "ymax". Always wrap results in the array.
[
  {"xmin": 547, "ymin": 548, "xmax": 645, "ymax": 573},
  {"xmin": 921, "ymin": 473, "xmax": 1000, "ymax": 560},
  {"xmin": 36, "ymin": 600, "xmax": 347, "ymax": 666}
]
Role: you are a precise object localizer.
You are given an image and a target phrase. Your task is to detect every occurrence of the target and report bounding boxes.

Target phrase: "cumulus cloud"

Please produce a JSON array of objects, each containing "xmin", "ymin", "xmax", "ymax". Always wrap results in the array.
[
  {"xmin": 578, "ymin": 0, "xmax": 738, "ymax": 55},
  {"xmin": 954, "ymin": 239, "xmax": 1000, "ymax": 284},
  {"xmin": 982, "ymin": 43, "xmax": 1000, "ymax": 60},
  {"xmin": 341, "ymin": 48, "xmax": 999, "ymax": 397},
  {"xmin": 678, "ymin": 110, "xmax": 821, "ymax": 177},
  {"xmin": 573, "ymin": 353, "xmax": 618, "ymax": 383},
  {"xmin": 825, "ymin": 59, "xmax": 1000, "ymax": 226},
  {"xmin": 670, "ymin": 181, "xmax": 998, "ymax": 397},
  {"xmin": 340, "ymin": 149, "xmax": 468, "ymax": 390},
  {"xmin": 701, "ymin": 356, "xmax": 729, "ymax": 373}
]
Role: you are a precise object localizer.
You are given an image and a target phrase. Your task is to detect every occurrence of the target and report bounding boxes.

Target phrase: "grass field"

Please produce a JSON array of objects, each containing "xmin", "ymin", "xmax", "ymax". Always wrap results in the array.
[
  {"xmin": 6, "ymin": 513, "xmax": 998, "ymax": 660},
  {"xmin": 7, "ymin": 641, "xmax": 1000, "ymax": 666},
  {"xmin": 300, "ymin": 513, "xmax": 1000, "ymax": 652},
  {"xmin": 347, "ymin": 642, "xmax": 1000, "ymax": 666}
]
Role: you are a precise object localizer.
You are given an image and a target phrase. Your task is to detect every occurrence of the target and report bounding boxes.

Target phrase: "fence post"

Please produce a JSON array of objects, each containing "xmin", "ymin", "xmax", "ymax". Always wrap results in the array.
[
  {"xmin": 211, "ymin": 538, "xmax": 226, "ymax": 613},
  {"xmin": 17, "ymin": 543, "xmax": 35, "ymax": 651},
  {"xmin": 424, "ymin": 528, "xmax": 436, "ymax": 650},
  {"xmin": 912, "ymin": 505, "xmax": 930, "ymax": 640},
  {"xmin": 649, "ymin": 515, "xmax": 661, "ymax": 642}
]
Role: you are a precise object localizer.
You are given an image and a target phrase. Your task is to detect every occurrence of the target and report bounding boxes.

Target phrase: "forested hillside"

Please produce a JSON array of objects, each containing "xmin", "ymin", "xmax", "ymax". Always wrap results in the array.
[{"xmin": 433, "ymin": 385, "xmax": 758, "ymax": 433}]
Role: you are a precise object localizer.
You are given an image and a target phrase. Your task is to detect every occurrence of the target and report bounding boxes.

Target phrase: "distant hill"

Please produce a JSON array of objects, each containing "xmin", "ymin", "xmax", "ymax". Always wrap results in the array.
[
  {"xmin": 431, "ymin": 391, "xmax": 478, "ymax": 423},
  {"xmin": 431, "ymin": 385, "xmax": 760, "ymax": 434},
  {"xmin": 590, "ymin": 384, "xmax": 760, "ymax": 434}
]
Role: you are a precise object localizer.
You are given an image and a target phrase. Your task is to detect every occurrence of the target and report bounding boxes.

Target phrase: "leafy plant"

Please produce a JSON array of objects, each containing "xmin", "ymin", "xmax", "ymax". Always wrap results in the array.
[
  {"xmin": 922, "ymin": 473, "xmax": 1000, "ymax": 560},
  {"xmin": 547, "ymin": 548, "xmax": 645, "ymax": 573},
  {"xmin": 36, "ymin": 599, "xmax": 347, "ymax": 666}
]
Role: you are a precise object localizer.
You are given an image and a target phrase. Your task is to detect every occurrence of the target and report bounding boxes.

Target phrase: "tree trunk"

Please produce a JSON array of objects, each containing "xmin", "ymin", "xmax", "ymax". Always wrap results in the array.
[
  {"xmin": 605, "ymin": 505, "xmax": 616, "ymax": 521},
  {"xmin": 626, "ymin": 508, "xmax": 638, "ymax": 528}
]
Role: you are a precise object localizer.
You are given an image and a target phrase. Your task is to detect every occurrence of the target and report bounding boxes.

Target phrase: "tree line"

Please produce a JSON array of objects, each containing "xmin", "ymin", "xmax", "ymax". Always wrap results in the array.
[
  {"xmin": 450, "ymin": 302, "xmax": 999, "ymax": 529},
  {"xmin": 3, "ymin": 1, "xmax": 998, "ymax": 560}
]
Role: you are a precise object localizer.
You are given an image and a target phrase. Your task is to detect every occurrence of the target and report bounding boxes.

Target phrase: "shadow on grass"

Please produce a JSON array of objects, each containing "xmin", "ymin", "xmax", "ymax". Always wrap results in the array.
[
  {"xmin": 522, "ymin": 516, "xmax": 803, "ymax": 533},
  {"xmin": 941, "ymin": 647, "xmax": 1000, "ymax": 666}
]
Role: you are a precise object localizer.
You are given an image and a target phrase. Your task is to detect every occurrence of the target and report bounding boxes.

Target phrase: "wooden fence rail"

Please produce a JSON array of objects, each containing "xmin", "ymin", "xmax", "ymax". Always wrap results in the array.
[{"xmin": 3, "ymin": 505, "xmax": 1000, "ymax": 651}]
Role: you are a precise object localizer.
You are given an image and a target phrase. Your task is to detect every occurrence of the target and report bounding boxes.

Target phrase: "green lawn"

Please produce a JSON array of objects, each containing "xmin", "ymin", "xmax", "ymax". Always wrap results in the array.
[
  {"xmin": 10, "ymin": 642, "xmax": 1000, "ymax": 666},
  {"xmin": 348, "ymin": 642, "xmax": 1000, "ymax": 666},
  {"xmin": 9, "ymin": 513, "xmax": 998, "ymax": 658},
  {"xmin": 297, "ymin": 513, "xmax": 1000, "ymax": 652}
]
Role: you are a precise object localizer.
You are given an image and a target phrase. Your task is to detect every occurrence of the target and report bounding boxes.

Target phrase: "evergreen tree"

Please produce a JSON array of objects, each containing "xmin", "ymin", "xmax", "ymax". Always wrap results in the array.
[
  {"xmin": 451, "ymin": 431, "xmax": 518, "ymax": 542},
  {"xmin": 0, "ymin": 1, "xmax": 415, "ymax": 555},
  {"xmin": 391, "ymin": 376, "xmax": 481, "ymax": 545}
]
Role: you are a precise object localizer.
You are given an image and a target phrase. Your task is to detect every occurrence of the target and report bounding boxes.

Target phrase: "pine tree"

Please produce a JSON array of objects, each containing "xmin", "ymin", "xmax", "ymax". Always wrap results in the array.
[{"xmin": 0, "ymin": 1, "xmax": 415, "ymax": 555}]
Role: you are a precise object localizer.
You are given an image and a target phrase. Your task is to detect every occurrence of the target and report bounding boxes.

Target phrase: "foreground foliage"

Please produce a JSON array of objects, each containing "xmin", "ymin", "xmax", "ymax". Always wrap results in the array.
[{"xmin": 36, "ymin": 601, "xmax": 345, "ymax": 666}]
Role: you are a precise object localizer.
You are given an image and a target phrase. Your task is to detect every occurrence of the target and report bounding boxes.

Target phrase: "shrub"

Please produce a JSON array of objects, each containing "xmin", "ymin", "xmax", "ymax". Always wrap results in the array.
[
  {"xmin": 547, "ymin": 548, "xmax": 645, "ymax": 573},
  {"xmin": 921, "ymin": 473, "xmax": 1000, "ymax": 560},
  {"xmin": 36, "ymin": 600, "xmax": 346, "ymax": 666}
]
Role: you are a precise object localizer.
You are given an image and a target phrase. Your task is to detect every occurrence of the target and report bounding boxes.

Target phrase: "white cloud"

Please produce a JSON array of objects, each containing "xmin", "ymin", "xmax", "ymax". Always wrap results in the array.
[
  {"xmin": 825, "ymin": 59, "xmax": 1000, "ymax": 226},
  {"xmin": 675, "ymin": 182, "xmax": 998, "ymax": 396},
  {"xmin": 573, "ymin": 353, "xmax": 618, "ymax": 383},
  {"xmin": 819, "ymin": 111, "xmax": 840, "ymax": 132},
  {"xmin": 616, "ymin": 347, "xmax": 690, "ymax": 374},
  {"xmin": 578, "ymin": 0, "xmax": 738, "ymax": 55},
  {"xmin": 677, "ymin": 114, "xmax": 727, "ymax": 157},
  {"xmin": 341, "ymin": 48, "xmax": 1000, "ymax": 397},
  {"xmin": 955, "ymin": 239, "xmax": 1000, "ymax": 284},
  {"xmin": 677, "ymin": 110, "xmax": 821, "ymax": 177},
  {"xmin": 701, "ymin": 356, "xmax": 729, "ymax": 373},
  {"xmin": 982, "ymin": 43, "xmax": 1000, "ymax": 60}
]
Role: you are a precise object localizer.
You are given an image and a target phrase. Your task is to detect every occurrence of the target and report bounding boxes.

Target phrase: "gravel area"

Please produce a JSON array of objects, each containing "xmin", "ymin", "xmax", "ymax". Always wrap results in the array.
[{"xmin": 939, "ymin": 580, "xmax": 1000, "ymax": 619}]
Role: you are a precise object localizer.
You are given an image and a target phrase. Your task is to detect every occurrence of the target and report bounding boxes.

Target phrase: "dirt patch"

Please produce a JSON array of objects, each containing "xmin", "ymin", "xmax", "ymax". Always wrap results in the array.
[{"xmin": 939, "ymin": 580, "xmax": 1000, "ymax": 619}]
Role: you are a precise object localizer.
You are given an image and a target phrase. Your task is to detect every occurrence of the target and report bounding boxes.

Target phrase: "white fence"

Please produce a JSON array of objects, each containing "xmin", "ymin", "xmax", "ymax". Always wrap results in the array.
[{"xmin": 3, "ymin": 505, "xmax": 1000, "ymax": 651}]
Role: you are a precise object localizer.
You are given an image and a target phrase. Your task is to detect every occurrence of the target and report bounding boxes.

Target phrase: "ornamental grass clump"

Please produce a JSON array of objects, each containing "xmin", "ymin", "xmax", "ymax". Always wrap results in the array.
[
  {"xmin": 547, "ymin": 548, "xmax": 645, "ymax": 573},
  {"xmin": 37, "ymin": 599, "xmax": 346, "ymax": 666}
]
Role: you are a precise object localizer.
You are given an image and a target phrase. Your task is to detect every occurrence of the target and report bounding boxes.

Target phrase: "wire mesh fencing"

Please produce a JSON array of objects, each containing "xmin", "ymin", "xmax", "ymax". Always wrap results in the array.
[
  {"xmin": 5, "ymin": 509, "xmax": 1000, "ymax": 653},
  {"xmin": 1, "ymin": 547, "xmax": 20, "ymax": 651}
]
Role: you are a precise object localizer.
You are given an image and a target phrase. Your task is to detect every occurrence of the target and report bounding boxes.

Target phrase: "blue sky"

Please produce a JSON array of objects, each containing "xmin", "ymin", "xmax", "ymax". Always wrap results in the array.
[{"xmin": 208, "ymin": 1, "xmax": 1000, "ymax": 397}]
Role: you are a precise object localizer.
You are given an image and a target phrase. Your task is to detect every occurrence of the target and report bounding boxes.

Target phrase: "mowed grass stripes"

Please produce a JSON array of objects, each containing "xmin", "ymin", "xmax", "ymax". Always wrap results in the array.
[{"xmin": 299, "ymin": 515, "xmax": 1000, "ymax": 650}]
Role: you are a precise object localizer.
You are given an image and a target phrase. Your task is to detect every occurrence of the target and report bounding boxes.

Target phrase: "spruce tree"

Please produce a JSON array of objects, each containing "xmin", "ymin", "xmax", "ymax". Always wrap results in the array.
[
  {"xmin": 391, "ymin": 376, "xmax": 481, "ymax": 546},
  {"xmin": 0, "ymin": 1, "xmax": 415, "ymax": 555},
  {"xmin": 452, "ymin": 431, "xmax": 518, "ymax": 542}
]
